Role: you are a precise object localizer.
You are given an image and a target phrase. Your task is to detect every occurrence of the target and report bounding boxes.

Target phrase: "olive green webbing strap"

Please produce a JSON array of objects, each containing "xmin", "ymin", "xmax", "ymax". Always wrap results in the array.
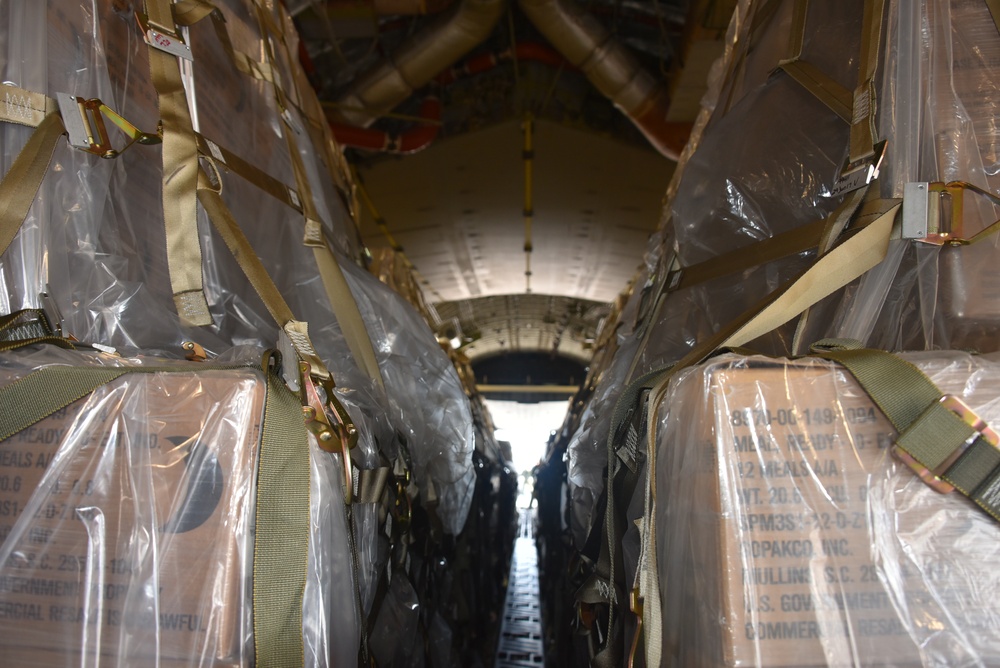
[
  {"xmin": 145, "ymin": 0, "xmax": 212, "ymax": 326},
  {"xmin": 0, "ymin": 359, "xmax": 311, "ymax": 666},
  {"xmin": 0, "ymin": 366, "xmax": 133, "ymax": 442},
  {"xmin": 0, "ymin": 309, "xmax": 74, "ymax": 352},
  {"xmin": 0, "ymin": 110, "xmax": 65, "ymax": 258},
  {"xmin": 812, "ymin": 342, "xmax": 1000, "ymax": 523},
  {"xmin": 254, "ymin": 355, "xmax": 311, "ymax": 668}
]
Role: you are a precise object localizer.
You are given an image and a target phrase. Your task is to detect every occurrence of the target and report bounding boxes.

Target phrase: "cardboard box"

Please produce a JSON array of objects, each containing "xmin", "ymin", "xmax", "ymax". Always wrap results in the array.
[
  {"xmin": 658, "ymin": 353, "xmax": 1000, "ymax": 667},
  {"xmin": 0, "ymin": 366, "xmax": 266, "ymax": 666}
]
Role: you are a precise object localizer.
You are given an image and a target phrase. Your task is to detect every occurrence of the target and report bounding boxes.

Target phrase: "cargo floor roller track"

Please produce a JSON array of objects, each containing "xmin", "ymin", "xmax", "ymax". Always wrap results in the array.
[{"xmin": 495, "ymin": 511, "xmax": 544, "ymax": 667}]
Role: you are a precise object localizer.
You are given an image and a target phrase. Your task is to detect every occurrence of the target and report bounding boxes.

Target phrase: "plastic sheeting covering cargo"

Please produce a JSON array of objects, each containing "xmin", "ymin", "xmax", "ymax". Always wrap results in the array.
[
  {"xmin": 656, "ymin": 351, "xmax": 1000, "ymax": 666},
  {"xmin": 0, "ymin": 0, "xmax": 493, "ymax": 665},
  {"xmin": 543, "ymin": 0, "xmax": 1000, "ymax": 665},
  {"xmin": 0, "ymin": 345, "xmax": 357, "ymax": 667}
]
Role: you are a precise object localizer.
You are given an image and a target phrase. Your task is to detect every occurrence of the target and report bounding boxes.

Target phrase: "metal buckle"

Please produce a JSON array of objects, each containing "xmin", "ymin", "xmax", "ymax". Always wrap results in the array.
[
  {"xmin": 830, "ymin": 140, "xmax": 887, "ymax": 197},
  {"xmin": 300, "ymin": 363, "xmax": 359, "ymax": 503},
  {"xmin": 627, "ymin": 588, "xmax": 644, "ymax": 668},
  {"xmin": 892, "ymin": 395, "xmax": 1000, "ymax": 494},
  {"xmin": 135, "ymin": 12, "xmax": 193, "ymax": 60},
  {"xmin": 57, "ymin": 93, "xmax": 162, "ymax": 158},
  {"xmin": 909, "ymin": 181, "xmax": 991, "ymax": 246}
]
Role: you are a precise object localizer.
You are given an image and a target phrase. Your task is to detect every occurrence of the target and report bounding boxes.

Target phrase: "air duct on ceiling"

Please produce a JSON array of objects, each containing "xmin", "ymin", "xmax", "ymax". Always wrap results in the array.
[
  {"xmin": 331, "ymin": 0, "xmax": 506, "ymax": 127},
  {"xmin": 517, "ymin": 0, "xmax": 690, "ymax": 160},
  {"xmin": 330, "ymin": 96, "xmax": 442, "ymax": 153}
]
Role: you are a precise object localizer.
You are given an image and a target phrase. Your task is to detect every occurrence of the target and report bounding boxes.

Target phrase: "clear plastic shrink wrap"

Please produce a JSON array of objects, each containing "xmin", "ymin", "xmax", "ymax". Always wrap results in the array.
[
  {"xmin": 798, "ymin": 0, "xmax": 1000, "ymax": 352},
  {"xmin": 0, "ymin": 0, "xmax": 478, "ymax": 664},
  {"xmin": 0, "ymin": 0, "xmax": 361, "ymax": 355},
  {"xmin": 340, "ymin": 260, "xmax": 476, "ymax": 536},
  {"xmin": 0, "ymin": 345, "xmax": 356, "ymax": 667},
  {"xmin": 0, "ymin": 0, "xmax": 394, "ymax": 475},
  {"xmin": 629, "ymin": 0, "xmax": 861, "ymax": 377},
  {"xmin": 566, "ymin": 231, "xmax": 670, "ymax": 547},
  {"xmin": 656, "ymin": 351, "xmax": 1000, "ymax": 667}
]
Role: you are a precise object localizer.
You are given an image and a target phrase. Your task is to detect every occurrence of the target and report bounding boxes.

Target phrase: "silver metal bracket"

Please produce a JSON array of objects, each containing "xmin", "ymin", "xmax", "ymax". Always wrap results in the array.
[
  {"xmin": 902, "ymin": 182, "xmax": 932, "ymax": 240},
  {"xmin": 277, "ymin": 329, "xmax": 302, "ymax": 393}
]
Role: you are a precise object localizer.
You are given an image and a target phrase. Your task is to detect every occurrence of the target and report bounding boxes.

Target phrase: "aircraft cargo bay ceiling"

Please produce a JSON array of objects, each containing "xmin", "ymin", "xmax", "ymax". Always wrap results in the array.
[{"xmin": 289, "ymin": 0, "xmax": 736, "ymax": 371}]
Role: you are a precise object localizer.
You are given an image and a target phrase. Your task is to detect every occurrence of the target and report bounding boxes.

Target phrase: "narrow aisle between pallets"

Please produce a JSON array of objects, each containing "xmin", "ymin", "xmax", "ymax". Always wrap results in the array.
[{"xmin": 495, "ymin": 510, "xmax": 544, "ymax": 667}]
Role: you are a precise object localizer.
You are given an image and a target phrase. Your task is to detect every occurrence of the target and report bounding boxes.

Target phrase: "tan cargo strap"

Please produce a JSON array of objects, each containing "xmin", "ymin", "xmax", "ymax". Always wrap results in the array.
[
  {"xmin": 195, "ymin": 168, "xmax": 328, "ymax": 378},
  {"xmin": 171, "ymin": 0, "xmax": 281, "ymax": 87},
  {"xmin": 776, "ymin": 0, "xmax": 887, "ymax": 157},
  {"xmin": 196, "ymin": 166, "xmax": 361, "ymax": 485},
  {"xmin": 790, "ymin": 187, "xmax": 889, "ymax": 353},
  {"xmin": 811, "ymin": 340, "xmax": 1000, "ymax": 523},
  {"xmin": 195, "ymin": 133, "xmax": 304, "ymax": 213},
  {"xmin": 0, "ymin": 85, "xmax": 58, "ymax": 127},
  {"xmin": 172, "ymin": 0, "xmax": 217, "ymax": 24},
  {"xmin": 0, "ymin": 104, "xmax": 65, "ymax": 259},
  {"xmin": 779, "ymin": 60, "xmax": 853, "ymax": 121},
  {"xmin": 776, "ymin": 0, "xmax": 853, "ymax": 122},
  {"xmin": 182, "ymin": 0, "xmax": 385, "ymax": 394},
  {"xmin": 988, "ymin": 0, "xmax": 1000, "ymax": 35},
  {"xmin": 619, "ymin": 201, "xmax": 902, "ymax": 667},
  {"xmin": 717, "ymin": 0, "xmax": 774, "ymax": 118},
  {"xmin": 267, "ymin": 20, "xmax": 386, "ymax": 394},
  {"xmin": 849, "ymin": 0, "xmax": 886, "ymax": 166},
  {"xmin": 310, "ymin": 241, "xmax": 386, "ymax": 392},
  {"xmin": 785, "ymin": 0, "xmax": 808, "ymax": 60},
  {"xmin": 673, "ymin": 187, "xmax": 870, "ymax": 292},
  {"xmin": 194, "ymin": 130, "xmax": 385, "ymax": 393},
  {"xmin": 0, "ymin": 352, "xmax": 310, "ymax": 668},
  {"xmin": 144, "ymin": 0, "xmax": 212, "ymax": 326}
]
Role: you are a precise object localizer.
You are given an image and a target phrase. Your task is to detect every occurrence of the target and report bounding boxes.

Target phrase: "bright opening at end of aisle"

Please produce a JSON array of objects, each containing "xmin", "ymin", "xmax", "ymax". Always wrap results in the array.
[{"xmin": 485, "ymin": 399, "xmax": 568, "ymax": 475}]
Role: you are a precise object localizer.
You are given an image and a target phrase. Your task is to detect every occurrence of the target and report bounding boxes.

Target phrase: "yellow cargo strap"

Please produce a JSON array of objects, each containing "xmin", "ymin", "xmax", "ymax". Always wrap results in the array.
[
  {"xmin": 811, "ymin": 340, "xmax": 1000, "ymax": 523},
  {"xmin": 0, "ymin": 352, "xmax": 310, "ymax": 668},
  {"xmin": 144, "ymin": 0, "xmax": 212, "ymax": 326}
]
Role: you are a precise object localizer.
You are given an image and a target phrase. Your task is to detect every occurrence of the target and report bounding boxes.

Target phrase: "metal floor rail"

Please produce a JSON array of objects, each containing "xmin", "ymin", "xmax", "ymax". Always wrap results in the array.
[{"xmin": 495, "ymin": 511, "xmax": 544, "ymax": 667}]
